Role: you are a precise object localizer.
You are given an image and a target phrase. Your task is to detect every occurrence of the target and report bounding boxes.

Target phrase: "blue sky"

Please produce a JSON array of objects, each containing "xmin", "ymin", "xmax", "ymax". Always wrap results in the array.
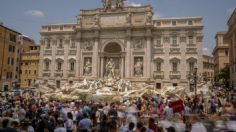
[{"xmin": 0, "ymin": 0, "xmax": 235, "ymax": 55}]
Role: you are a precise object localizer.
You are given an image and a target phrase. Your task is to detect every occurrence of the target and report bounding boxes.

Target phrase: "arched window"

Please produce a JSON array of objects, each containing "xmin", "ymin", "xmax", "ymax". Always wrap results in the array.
[
  {"xmin": 154, "ymin": 57, "xmax": 164, "ymax": 72},
  {"xmin": 46, "ymin": 40, "xmax": 51, "ymax": 49},
  {"xmin": 58, "ymin": 39, "xmax": 63, "ymax": 48},
  {"xmin": 170, "ymin": 58, "xmax": 180, "ymax": 72},
  {"xmin": 56, "ymin": 58, "xmax": 64, "ymax": 71},
  {"xmin": 44, "ymin": 59, "xmax": 51, "ymax": 71},
  {"xmin": 187, "ymin": 57, "xmax": 197, "ymax": 73},
  {"xmin": 69, "ymin": 58, "xmax": 76, "ymax": 71}
]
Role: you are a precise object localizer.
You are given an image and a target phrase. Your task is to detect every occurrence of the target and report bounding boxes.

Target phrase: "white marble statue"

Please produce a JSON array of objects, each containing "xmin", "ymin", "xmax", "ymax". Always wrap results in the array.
[
  {"xmin": 102, "ymin": 0, "xmax": 125, "ymax": 10},
  {"xmin": 105, "ymin": 58, "xmax": 115, "ymax": 79},
  {"xmin": 146, "ymin": 11, "xmax": 153, "ymax": 24},
  {"xmin": 126, "ymin": 12, "xmax": 131, "ymax": 24},
  {"xmin": 84, "ymin": 58, "xmax": 92, "ymax": 75},
  {"xmin": 116, "ymin": 0, "xmax": 125, "ymax": 8},
  {"xmin": 102, "ymin": 0, "xmax": 112, "ymax": 10},
  {"xmin": 117, "ymin": 79, "xmax": 131, "ymax": 92},
  {"xmin": 134, "ymin": 58, "xmax": 143, "ymax": 76},
  {"xmin": 94, "ymin": 14, "xmax": 99, "ymax": 26}
]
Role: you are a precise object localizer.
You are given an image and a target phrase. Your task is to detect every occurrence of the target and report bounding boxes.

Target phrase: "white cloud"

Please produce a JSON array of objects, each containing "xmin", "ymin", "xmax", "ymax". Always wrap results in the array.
[
  {"xmin": 203, "ymin": 47, "xmax": 211, "ymax": 55},
  {"xmin": 203, "ymin": 47, "xmax": 208, "ymax": 52},
  {"xmin": 25, "ymin": 10, "xmax": 44, "ymax": 17},
  {"xmin": 125, "ymin": 0, "xmax": 142, "ymax": 7},
  {"xmin": 227, "ymin": 7, "xmax": 235, "ymax": 15},
  {"xmin": 153, "ymin": 12, "xmax": 162, "ymax": 19}
]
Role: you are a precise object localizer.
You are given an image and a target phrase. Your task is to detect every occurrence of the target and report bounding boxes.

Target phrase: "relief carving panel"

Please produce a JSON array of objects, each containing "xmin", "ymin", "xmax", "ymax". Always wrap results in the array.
[
  {"xmin": 132, "ymin": 14, "xmax": 145, "ymax": 25},
  {"xmin": 100, "ymin": 14, "xmax": 126, "ymax": 27},
  {"xmin": 132, "ymin": 39, "xmax": 144, "ymax": 49},
  {"xmin": 82, "ymin": 40, "xmax": 94, "ymax": 51}
]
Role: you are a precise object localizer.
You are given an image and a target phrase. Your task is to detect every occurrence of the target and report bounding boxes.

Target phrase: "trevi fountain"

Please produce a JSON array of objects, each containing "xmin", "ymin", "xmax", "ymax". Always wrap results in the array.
[{"xmin": 34, "ymin": 57, "xmax": 212, "ymax": 101}]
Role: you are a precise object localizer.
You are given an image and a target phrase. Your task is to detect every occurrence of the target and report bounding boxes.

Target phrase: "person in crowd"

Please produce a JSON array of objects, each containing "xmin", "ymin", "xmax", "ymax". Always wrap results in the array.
[
  {"xmin": 19, "ymin": 118, "xmax": 35, "ymax": 132},
  {"xmin": 164, "ymin": 103, "xmax": 173, "ymax": 120},
  {"xmin": 148, "ymin": 117, "xmax": 158, "ymax": 132},
  {"xmin": 166, "ymin": 126, "xmax": 175, "ymax": 132},
  {"xmin": 19, "ymin": 104, "xmax": 26, "ymax": 122},
  {"xmin": 108, "ymin": 103, "xmax": 118, "ymax": 120},
  {"xmin": 97, "ymin": 114, "xmax": 109, "ymax": 132},
  {"xmin": 157, "ymin": 101, "xmax": 165, "ymax": 119},
  {"xmin": 65, "ymin": 112, "xmax": 74, "ymax": 132},
  {"xmin": 190, "ymin": 115, "xmax": 207, "ymax": 132},
  {"xmin": 78, "ymin": 113, "xmax": 92, "ymax": 131},
  {"xmin": 135, "ymin": 121, "xmax": 143, "ymax": 132},
  {"xmin": 182, "ymin": 103, "xmax": 191, "ymax": 123},
  {"xmin": 54, "ymin": 118, "xmax": 66, "ymax": 132},
  {"xmin": 172, "ymin": 113, "xmax": 185, "ymax": 132},
  {"xmin": 0, "ymin": 119, "xmax": 19, "ymax": 132},
  {"xmin": 108, "ymin": 119, "xmax": 118, "ymax": 132},
  {"xmin": 71, "ymin": 106, "xmax": 78, "ymax": 123},
  {"xmin": 127, "ymin": 122, "xmax": 135, "ymax": 132}
]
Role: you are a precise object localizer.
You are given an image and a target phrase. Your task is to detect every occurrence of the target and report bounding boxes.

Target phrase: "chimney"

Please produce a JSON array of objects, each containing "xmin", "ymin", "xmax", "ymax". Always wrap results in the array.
[{"xmin": 0, "ymin": 21, "xmax": 3, "ymax": 25}]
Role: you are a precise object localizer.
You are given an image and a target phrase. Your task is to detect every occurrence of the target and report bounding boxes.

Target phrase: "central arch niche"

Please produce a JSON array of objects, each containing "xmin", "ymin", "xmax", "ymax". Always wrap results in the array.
[
  {"xmin": 104, "ymin": 42, "xmax": 122, "ymax": 53},
  {"xmin": 101, "ymin": 42, "xmax": 124, "ymax": 78}
]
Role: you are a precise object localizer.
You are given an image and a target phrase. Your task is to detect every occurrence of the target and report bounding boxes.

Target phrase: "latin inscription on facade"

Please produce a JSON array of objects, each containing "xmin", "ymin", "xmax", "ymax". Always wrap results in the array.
[{"xmin": 100, "ymin": 14, "xmax": 126, "ymax": 27}]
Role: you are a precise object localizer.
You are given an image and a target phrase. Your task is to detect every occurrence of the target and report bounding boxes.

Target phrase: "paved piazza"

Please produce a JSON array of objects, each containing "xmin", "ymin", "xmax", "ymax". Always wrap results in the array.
[{"xmin": 38, "ymin": 0, "xmax": 203, "ymax": 89}]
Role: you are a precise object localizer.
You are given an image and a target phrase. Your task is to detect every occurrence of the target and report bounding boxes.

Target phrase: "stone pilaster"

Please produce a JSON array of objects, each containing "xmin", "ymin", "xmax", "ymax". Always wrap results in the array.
[
  {"xmin": 125, "ymin": 30, "xmax": 131, "ymax": 78},
  {"xmin": 63, "ymin": 38, "xmax": 69, "ymax": 78},
  {"xmin": 75, "ymin": 38, "xmax": 81, "ymax": 78},
  {"xmin": 38, "ymin": 40, "xmax": 44, "ymax": 79},
  {"xmin": 100, "ymin": 56, "xmax": 104, "ymax": 77},
  {"xmin": 51, "ymin": 39, "xmax": 56, "ymax": 78},
  {"xmin": 145, "ymin": 29, "xmax": 152, "ymax": 78},
  {"xmin": 92, "ymin": 38, "xmax": 99, "ymax": 78}
]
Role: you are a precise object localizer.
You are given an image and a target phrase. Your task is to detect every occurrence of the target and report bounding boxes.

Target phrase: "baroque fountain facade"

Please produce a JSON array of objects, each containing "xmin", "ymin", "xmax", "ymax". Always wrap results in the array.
[{"xmin": 37, "ymin": 0, "xmax": 205, "ymax": 100}]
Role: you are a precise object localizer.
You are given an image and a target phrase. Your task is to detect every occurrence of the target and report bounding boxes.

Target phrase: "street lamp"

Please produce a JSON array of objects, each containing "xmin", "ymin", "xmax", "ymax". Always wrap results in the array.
[{"xmin": 193, "ymin": 66, "xmax": 198, "ymax": 98}]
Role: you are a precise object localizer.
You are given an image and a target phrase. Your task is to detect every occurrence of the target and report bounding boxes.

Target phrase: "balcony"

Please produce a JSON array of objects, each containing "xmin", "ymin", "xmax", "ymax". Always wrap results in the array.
[
  {"xmin": 154, "ymin": 44, "xmax": 163, "ymax": 48},
  {"xmin": 68, "ymin": 72, "xmax": 75, "ymax": 77},
  {"xmin": 69, "ymin": 50, "xmax": 77, "ymax": 55},
  {"xmin": 186, "ymin": 48, "xmax": 197, "ymax": 54},
  {"xmin": 153, "ymin": 71, "xmax": 164, "ymax": 79},
  {"xmin": 187, "ymin": 43, "xmax": 196, "ymax": 47},
  {"xmin": 54, "ymin": 70, "xmax": 63, "ymax": 77},
  {"xmin": 44, "ymin": 50, "xmax": 52, "ymax": 55},
  {"xmin": 169, "ymin": 48, "xmax": 181, "ymax": 54},
  {"xmin": 42, "ymin": 72, "xmax": 50, "ymax": 77},
  {"xmin": 171, "ymin": 44, "xmax": 179, "ymax": 47},
  {"xmin": 154, "ymin": 48, "xmax": 164, "ymax": 54},
  {"xmin": 56, "ymin": 50, "xmax": 64, "ymax": 55},
  {"xmin": 169, "ymin": 71, "xmax": 181, "ymax": 79}
]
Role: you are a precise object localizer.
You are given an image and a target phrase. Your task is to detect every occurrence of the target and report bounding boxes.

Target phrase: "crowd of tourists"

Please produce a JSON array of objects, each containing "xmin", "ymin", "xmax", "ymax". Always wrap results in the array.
[{"xmin": 0, "ymin": 88, "xmax": 236, "ymax": 132}]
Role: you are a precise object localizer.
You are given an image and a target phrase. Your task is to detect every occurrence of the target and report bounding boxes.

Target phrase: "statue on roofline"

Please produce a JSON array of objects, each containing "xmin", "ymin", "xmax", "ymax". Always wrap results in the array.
[{"xmin": 102, "ymin": 0, "xmax": 126, "ymax": 11}]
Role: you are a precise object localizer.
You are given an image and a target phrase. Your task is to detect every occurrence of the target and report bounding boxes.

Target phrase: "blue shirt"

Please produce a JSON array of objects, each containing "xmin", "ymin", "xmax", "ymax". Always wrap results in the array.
[{"xmin": 79, "ymin": 118, "xmax": 92, "ymax": 130}]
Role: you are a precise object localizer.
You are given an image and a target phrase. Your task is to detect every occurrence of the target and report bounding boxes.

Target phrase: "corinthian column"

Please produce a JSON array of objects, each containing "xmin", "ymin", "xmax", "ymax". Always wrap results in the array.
[
  {"xmin": 75, "ymin": 38, "xmax": 81, "ymax": 78},
  {"xmin": 125, "ymin": 32, "xmax": 131, "ymax": 78},
  {"xmin": 146, "ymin": 29, "xmax": 152, "ymax": 78},
  {"xmin": 92, "ymin": 38, "xmax": 99, "ymax": 78},
  {"xmin": 63, "ymin": 38, "xmax": 69, "ymax": 78}
]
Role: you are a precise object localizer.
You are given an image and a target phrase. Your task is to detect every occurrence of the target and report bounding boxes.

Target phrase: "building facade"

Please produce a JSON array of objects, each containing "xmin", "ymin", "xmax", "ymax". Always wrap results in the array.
[
  {"xmin": 0, "ymin": 24, "xmax": 21, "ymax": 91},
  {"xmin": 38, "ymin": 2, "xmax": 203, "ymax": 88},
  {"xmin": 212, "ymin": 32, "xmax": 229, "ymax": 80},
  {"xmin": 203, "ymin": 55, "xmax": 214, "ymax": 83},
  {"xmin": 226, "ymin": 8, "xmax": 236, "ymax": 89},
  {"xmin": 18, "ymin": 35, "xmax": 36, "ymax": 53},
  {"xmin": 20, "ymin": 46, "xmax": 40, "ymax": 89}
]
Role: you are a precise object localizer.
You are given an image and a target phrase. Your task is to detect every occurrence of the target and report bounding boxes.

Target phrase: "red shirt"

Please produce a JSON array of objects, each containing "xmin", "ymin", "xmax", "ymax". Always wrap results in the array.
[{"xmin": 149, "ymin": 123, "xmax": 158, "ymax": 132}]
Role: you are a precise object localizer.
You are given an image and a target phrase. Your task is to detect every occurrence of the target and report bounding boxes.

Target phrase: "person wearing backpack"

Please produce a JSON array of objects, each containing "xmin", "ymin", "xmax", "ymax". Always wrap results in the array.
[{"xmin": 65, "ymin": 112, "xmax": 74, "ymax": 132}]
